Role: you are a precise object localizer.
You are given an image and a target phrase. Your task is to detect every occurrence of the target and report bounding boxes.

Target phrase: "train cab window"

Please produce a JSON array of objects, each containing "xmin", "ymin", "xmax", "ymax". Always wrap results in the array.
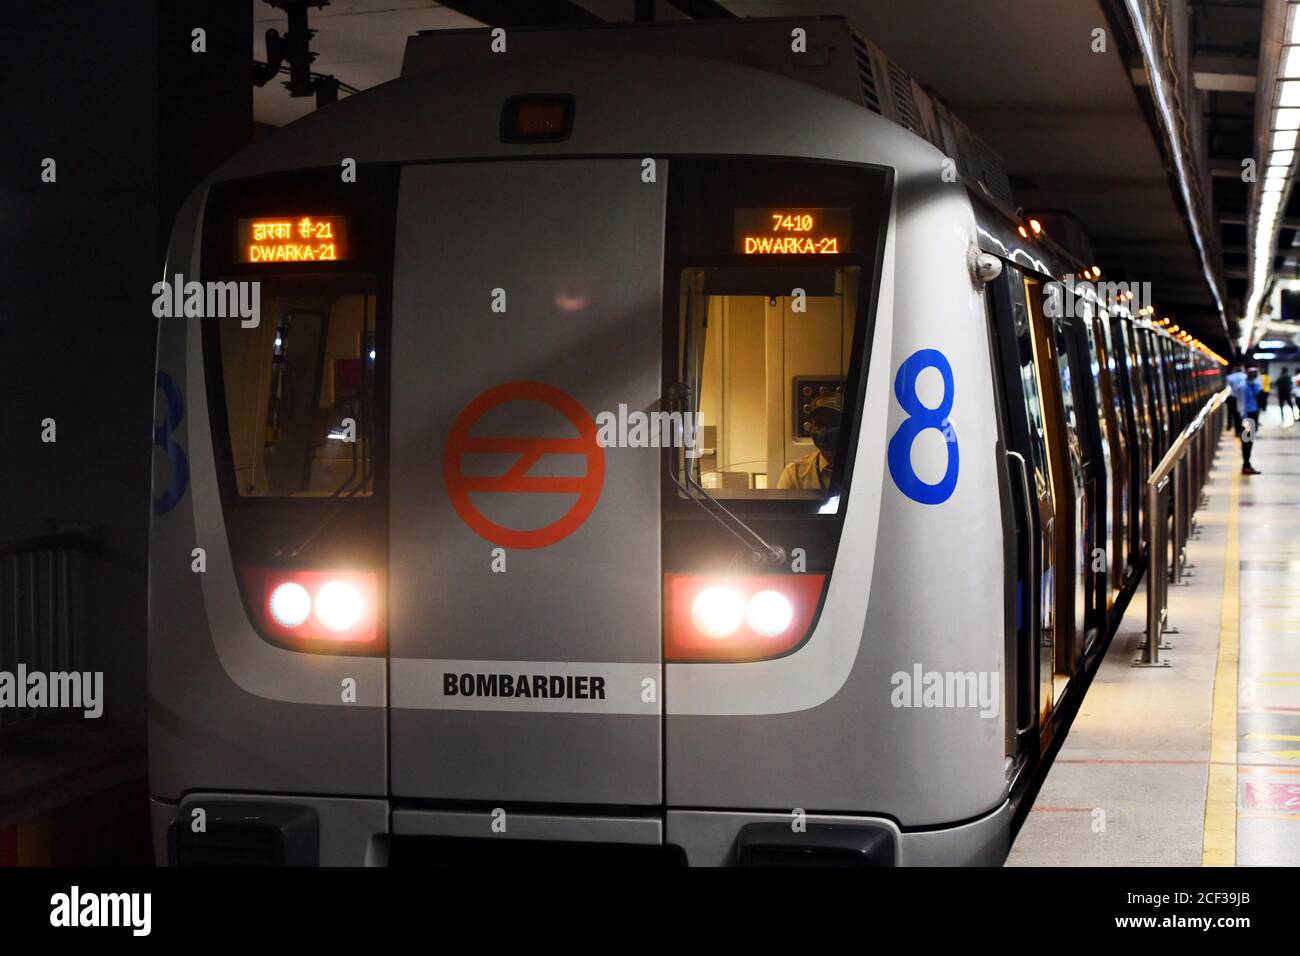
[
  {"xmin": 663, "ymin": 158, "xmax": 888, "ymax": 528},
  {"xmin": 216, "ymin": 287, "xmax": 377, "ymax": 497},
  {"xmin": 677, "ymin": 267, "xmax": 861, "ymax": 505}
]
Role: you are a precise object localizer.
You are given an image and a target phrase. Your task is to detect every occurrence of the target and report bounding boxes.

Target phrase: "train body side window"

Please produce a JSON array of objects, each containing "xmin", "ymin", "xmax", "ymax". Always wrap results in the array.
[
  {"xmin": 1121, "ymin": 322, "xmax": 1150, "ymax": 439},
  {"xmin": 218, "ymin": 287, "xmax": 376, "ymax": 497},
  {"xmin": 1137, "ymin": 330, "xmax": 1164, "ymax": 447},
  {"xmin": 1149, "ymin": 334, "xmax": 1171, "ymax": 440}
]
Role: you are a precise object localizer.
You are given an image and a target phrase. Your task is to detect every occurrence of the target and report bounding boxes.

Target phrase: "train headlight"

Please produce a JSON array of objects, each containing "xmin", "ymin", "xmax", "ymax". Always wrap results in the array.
[
  {"xmin": 691, "ymin": 586, "xmax": 744, "ymax": 639},
  {"xmin": 745, "ymin": 589, "xmax": 793, "ymax": 637},
  {"xmin": 666, "ymin": 575, "xmax": 825, "ymax": 661},
  {"xmin": 269, "ymin": 582, "xmax": 312, "ymax": 628},
  {"xmin": 315, "ymin": 580, "xmax": 365, "ymax": 632},
  {"xmin": 241, "ymin": 569, "xmax": 381, "ymax": 650}
]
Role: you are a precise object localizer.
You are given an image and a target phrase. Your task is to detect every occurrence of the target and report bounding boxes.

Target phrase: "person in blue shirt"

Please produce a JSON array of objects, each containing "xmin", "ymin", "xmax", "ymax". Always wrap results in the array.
[
  {"xmin": 1241, "ymin": 365, "xmax": 1265, "ymax": 475},
  {"xmin": 1226, "ymin": 364, "xmax": 1246, "ymax": 434}
]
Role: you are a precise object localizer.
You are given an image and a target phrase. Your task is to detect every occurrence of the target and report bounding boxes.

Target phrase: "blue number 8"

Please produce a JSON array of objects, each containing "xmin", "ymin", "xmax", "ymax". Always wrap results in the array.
[
  {"xmin": 887, "ymin": 349, "xmax": 959, "ymax": 504},
  {"xmin": 153, "ymin": 371, "xmax": 190, "ymax": 515}
]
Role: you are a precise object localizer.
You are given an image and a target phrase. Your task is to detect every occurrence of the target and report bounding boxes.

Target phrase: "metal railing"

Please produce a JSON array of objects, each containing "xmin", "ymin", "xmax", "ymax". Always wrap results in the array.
[
  {"xmin": 1136, "ymin": 387, "xmax": 1231, "ymax": 667},
  {"xmin": 0, "ymin": 530, "xmax": 96, "ymax": 730}
]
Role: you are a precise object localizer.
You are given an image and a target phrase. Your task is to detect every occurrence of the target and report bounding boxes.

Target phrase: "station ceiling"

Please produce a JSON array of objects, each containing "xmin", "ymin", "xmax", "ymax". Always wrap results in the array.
[{"xmin": 252, "ymin": 0, "xmax": 1268, "ymax": 356}]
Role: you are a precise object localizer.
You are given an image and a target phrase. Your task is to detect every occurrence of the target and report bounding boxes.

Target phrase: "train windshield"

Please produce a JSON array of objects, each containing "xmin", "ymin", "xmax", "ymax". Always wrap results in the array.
[
  {"xmin": 216, "ymin": 287, "xmax": 376, "ymax": 497},
  {"xmin": 665, "ymin": 158, "xmax": 888, "ymax": 519},
  {"xmin": 677, "ymin": 266, "xmax": 862, "ymax": 507}
]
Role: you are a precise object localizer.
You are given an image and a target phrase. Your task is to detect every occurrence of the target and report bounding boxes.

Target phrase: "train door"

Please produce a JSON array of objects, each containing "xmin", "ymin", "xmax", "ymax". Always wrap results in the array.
[
  {"xmin": 1060, "ymin": 316, "xmax": 1102, "ymax": 655},
  {"xmin": 987, "ymin": 265, "xmax": 1056, "ymax": 745},
  {"xmin": 1143, "ymin": 330, "xmax": 1171, "ymax": 458},
  {"xmin": 1165, "ymin": 339, "xmax": 1185, "ymax": 432},
  {"xmin": 1134, "ymin": 329, "xmax": 1159, "ymax": 456},
  {"xmin": 1079, "ymin": 314, "xmax": 1116, "ymax": 615},
  {"xmin": 1094, "ymin": 315, "xmax": 1130, "ymax": 592},
  {"xmin": 1023, "ymin": 278, "xmax": 1085, "ymax": 700},
  {"xmin": 386, "ymin": 159, "xmax": 666, "ymax": 805},
  {"xmin": 1119, "ymin": 320, "xmax": 1153, "ymax": 554}
]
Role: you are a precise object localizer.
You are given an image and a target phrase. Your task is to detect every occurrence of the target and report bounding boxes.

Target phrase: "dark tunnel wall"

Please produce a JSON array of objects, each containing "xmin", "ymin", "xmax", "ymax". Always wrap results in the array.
[{"xmin": 0, "ymin": 1, "xmax": 251, "ymax": 744}]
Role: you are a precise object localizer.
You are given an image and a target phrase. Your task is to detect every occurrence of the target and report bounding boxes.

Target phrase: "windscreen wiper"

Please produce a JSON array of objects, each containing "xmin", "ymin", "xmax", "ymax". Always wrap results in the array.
[
  {"xmin": 665, "ymin": 381, "xmax": 786, "ymax": 567},
  {"xmin": 280, "ymin": 435, "xmax": 370, "ymax": 558}
]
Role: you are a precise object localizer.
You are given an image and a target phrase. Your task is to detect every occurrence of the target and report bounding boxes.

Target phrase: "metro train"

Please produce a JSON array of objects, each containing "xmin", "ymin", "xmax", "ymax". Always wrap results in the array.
[{"xmin": 148, "ymin": 17, "xmax": 1224, "ymax": 865}]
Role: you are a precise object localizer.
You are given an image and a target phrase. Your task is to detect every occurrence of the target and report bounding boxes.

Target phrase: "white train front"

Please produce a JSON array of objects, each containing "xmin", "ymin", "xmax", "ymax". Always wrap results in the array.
[{"xmin": 148, "ymin": 17, "xmax": 1220, "ymax": 866}]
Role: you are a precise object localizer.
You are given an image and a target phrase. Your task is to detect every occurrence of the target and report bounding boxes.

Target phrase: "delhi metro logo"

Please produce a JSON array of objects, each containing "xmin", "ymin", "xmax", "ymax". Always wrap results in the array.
[{"xmin": 443, "ymin": 381, "xmax": 606, "ymax": 550}]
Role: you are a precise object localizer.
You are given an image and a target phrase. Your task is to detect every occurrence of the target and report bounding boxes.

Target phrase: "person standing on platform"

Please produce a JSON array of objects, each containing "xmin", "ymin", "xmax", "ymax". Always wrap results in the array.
[
  {"xmin": 1279, "ymin": 367, "xmax": 1295, "ymax": 425},
  {"xmin": 1241, "ymin": 365, "xmax": 1264, "ymax": 475},
  {"xmin": 1226, "ymin": 363, "xmax": 1246, "ymax": 435}
]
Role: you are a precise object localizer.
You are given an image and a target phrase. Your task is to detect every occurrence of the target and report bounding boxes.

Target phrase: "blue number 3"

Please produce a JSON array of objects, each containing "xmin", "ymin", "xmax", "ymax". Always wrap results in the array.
[
  {"xmin": 887, "ymin": 349, "xmax": 959, "ymax": 504},
  {"xmin": 153, "ymin": 371, "xmax": 190, "ymax": 515}
]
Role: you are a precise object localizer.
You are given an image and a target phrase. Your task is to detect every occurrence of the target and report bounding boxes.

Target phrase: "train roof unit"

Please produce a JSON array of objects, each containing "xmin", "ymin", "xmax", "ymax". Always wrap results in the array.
[
  {"xmin": 401, "ymin": 15, "xmax": 1111, "ymax": 280},
  {"xmin": 403, "ymin": 16, "xmax": 1016, "ymax": 213}
]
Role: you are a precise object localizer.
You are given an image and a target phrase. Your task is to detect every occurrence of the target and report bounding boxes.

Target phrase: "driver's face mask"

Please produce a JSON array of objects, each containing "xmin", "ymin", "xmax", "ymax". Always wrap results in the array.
[{"xmin": 812, "ymin": 423, "xmax": 840, "ymax": 455}]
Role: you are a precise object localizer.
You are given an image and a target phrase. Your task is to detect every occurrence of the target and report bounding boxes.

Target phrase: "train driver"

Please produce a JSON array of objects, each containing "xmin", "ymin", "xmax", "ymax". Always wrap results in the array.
[{"xmin": 778, "ymin": 393, "xmax": 842, "ymax": 491}]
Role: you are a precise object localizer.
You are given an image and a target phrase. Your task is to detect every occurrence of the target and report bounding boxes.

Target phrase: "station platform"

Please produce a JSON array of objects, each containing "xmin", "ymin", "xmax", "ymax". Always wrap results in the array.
[{"xmin": 1008, "ymin": 404, "xmax": 1300, "ymax": 867}]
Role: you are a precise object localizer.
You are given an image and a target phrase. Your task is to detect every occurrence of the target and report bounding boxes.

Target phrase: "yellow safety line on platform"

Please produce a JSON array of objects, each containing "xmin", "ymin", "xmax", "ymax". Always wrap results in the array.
[{"xmin": 1202, "ymin": 467, "xmax": 1240, "ymax": 867}]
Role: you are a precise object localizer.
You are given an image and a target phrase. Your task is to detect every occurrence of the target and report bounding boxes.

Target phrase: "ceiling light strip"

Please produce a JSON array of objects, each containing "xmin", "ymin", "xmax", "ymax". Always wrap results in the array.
[{"xmin": 1242, "ymin": 2, "xmax": 1299, "ymax": 353}]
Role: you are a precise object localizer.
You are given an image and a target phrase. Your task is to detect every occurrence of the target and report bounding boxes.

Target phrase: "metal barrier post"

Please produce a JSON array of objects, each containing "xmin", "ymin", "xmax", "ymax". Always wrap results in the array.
[
  {"xmin": 1171, "ymin": 458, "xmax": 1183, "ymax": 585},
  {"xmin": 1138, "ymin": 475, "xmax": 1173, "ymax": 667},
  {"xmin": 1135, "ymin": 388, "xmax": 1229, "ymax": 668}
]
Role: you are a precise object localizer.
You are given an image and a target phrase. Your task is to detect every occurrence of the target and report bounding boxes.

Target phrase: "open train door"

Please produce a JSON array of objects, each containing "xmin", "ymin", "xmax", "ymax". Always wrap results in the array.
[{"xmin": 386, "ymin": 159, "xmax": 666, "ymax": 806}]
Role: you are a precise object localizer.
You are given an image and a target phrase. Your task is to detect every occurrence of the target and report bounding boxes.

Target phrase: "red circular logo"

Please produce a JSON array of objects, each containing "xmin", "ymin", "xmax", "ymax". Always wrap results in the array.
[{"xmin": 443, "ymin": 381, "xmax": 606, "ymax": 550}]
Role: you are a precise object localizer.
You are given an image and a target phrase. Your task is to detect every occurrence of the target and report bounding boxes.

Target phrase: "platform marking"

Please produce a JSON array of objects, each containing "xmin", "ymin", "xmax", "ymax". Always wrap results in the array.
[
  {"xmin": 1202, "ymin": 466, "xmax": 1239, "ymax": 867},
  {"xmin": 1030, "ymin": 807, "xmax": 1092, "ymax": 813},
  {"xmin": 1239, "ymin": 766, "xmax": 1300, "ymax": 774},
  {"xmin": 1243, "ymin": 782, "xmax": 1300, "ymax": 810}
]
